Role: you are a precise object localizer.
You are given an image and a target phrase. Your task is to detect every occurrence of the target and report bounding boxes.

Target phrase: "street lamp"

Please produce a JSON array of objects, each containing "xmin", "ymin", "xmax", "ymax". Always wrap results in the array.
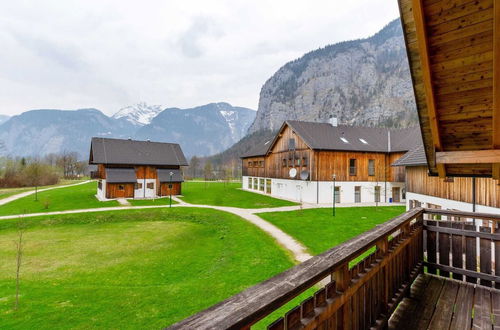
[
  {"xmin": 169, "ymin": 171, "xmax": 174, "ymax": 208},
  {"xmin": 332, "ymin": 174, "xmax": 336, "ymax": 216}
]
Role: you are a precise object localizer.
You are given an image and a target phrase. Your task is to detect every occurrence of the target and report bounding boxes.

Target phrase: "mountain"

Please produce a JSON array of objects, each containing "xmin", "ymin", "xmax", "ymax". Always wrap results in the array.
[
  {"xmin": 0, "ymin": 103, "xmax": 255, "ymax": 158},
  {"xmin": 248, "ymin": 19, "xmax": 417, "ymax": 133},
  {"xmin": 135, "ymin": 103, "xmax": 256, "ymax": 157},
  {"xmin": 0, "ymin": 109, "xmax": 136, "ymax": 157},
  {"xmin": 0, "ymin": 115, "xmax": 9, "ymax": 125},
  {"xmin": 112, "ymin": 102, "xmax": 164, "ymax": 126}
]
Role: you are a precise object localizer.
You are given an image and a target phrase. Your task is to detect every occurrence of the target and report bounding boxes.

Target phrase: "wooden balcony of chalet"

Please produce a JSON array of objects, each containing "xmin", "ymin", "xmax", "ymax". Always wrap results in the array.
[{"xmin": 169, "ymin": 208, "xmax": 500, "ymax": 330}]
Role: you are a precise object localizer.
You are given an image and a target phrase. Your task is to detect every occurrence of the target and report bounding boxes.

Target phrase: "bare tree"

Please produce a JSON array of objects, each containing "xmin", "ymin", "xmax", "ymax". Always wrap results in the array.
[
  {"xmin": 14, "ymin": 216, "xmax": 24, "ymax": 311},
  {"xmin": 24, "ymin": 159, "xmax": 43, "ymax": 201},
  {"xmin": 190, "ymin": 156, "xmax": 200, "ymax": 179}
]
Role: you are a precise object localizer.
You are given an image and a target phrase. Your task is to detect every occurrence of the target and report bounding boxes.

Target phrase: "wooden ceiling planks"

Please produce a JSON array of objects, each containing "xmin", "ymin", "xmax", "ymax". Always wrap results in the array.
[{"xmin": 399, "ymin": 0, "xmax": 498, "ymax": 177}]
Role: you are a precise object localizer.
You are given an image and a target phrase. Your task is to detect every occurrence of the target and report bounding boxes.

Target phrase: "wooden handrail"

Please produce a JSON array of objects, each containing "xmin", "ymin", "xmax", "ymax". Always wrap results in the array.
[
  {"xmin": 423, "ymin": 208, "xmax": 500, "ymax": 221},
  {"xmin": 168, "ymin": 207, "xmax": 424, "ymax": 329}
]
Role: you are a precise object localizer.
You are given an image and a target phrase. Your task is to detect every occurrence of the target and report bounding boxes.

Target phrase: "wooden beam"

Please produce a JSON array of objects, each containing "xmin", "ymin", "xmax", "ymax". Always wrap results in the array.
[
  {"xmin": 436, "ymin": 150, "xmax": 500, "ymax": 164},
  {"xmin": 412, "ymin": 0, "xmax": 446, "ymax": 178},
  {"xmin": 493, "ymin": 1, "xmax": 500, "ymax": 179}
]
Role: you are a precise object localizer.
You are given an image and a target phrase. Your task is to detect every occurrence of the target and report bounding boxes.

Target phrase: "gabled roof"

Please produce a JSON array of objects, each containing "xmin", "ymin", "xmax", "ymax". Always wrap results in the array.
[
  {"xmin": 241, "ymin": 140, "xmax": 272, "ymax": 158},
  {"xmin": 284, "ymin": 120, "xmax": 421, "ymax": 153},
  {"xmin": 157, "ymin": 169, "xmax": 184, "ymax": 183},
  {"xmin": 391, "ymin": 145, "xmax": 428, "ymax": 167},
  {"xmin": 242, "ymin": 120, "xmax": 422, "ymax": 158},
  {"xmin": 106, "ymin": 168, "xmax": 137, "ymax": 183},
  {"xmin": 89, "ymin": 137, "xmax": 188, "ymax": 166}
]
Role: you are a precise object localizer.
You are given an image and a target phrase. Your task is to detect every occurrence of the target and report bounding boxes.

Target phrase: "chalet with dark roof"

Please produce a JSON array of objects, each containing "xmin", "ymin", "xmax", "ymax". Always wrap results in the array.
[
  {"xmin": 89, "ymin": 137, "xmax": 188, "ymax": 199},
  {"xmin": 241, "ymin": 119, "xmax": 421, "ymax": 204}
]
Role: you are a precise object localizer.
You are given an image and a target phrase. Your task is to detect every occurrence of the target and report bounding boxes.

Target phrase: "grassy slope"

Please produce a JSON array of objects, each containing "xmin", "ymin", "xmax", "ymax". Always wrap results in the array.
[
  {"xmin": 258, "ymin": 206, "xmax": 406, "ymax": 255},
  {"xmin": 128, "ymin": 198, "xmax": 178, "ymax": 206},
  {"xmin": 0, "ymin": 179, "xmax": 88, "ymax": 201},
  {"xmin": 0, "ymin": 182, "xmax": 118, "ymax": 216},
  {"xmin": 0, "ymin": 208, "xmax": 294, "ymax": 329},
  {"xmin": 179, "ymin": 181, "xmax": 297, "ymax": 208}
]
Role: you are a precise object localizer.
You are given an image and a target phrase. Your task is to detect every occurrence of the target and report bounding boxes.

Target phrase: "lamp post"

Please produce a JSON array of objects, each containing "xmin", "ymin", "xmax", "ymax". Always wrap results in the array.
[
  {"xmin": 169, "ymin": 171, "xmax": 174, "ymax": 208},
  {"xmin": 332, "ymin": 174, "xmax": 336, "ymax": 216}
]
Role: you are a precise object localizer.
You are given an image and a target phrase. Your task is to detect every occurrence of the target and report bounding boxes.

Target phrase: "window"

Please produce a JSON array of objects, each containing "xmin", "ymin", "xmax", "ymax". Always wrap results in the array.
[
  {"xmin": 253, "ymin": 161, "xmax": 258, "ymax": 167},
  {"xmin": 134, "ymin": 182, "xmax": 143, "ymax": 190},
  {"xmin": 302, "ymin": 157, "xmax": 308, "ymax": 166},
  {"xmin": 118, "ymin": 184, "xmax": 125, "ymax": 190},
  {"xmin": 98, "ymin": 180, "xmax": 102, "ymax": 190},
  {"xmin": 349, "ymin": 159, "xmax": 357, "ymax": 176},
  {"xmin": 266, "ymin": 179, "xmax": 271, "ymax": 194},
  {"xmin": 253, "ymin": 178, "xmax": 258, "ymax": 189},
  {"xmin": 288, "ymin": 138, "xmax": 296, "ymax": 150},
  {"xmin": 374, "ymin": 186, "xmax": 381, "ymax": 203},
  {"xmin": 288, "ymin": 157, "xmax": 293, "ymax": 167},
  {"xmin": 368, "ymin": 159, "xmax": 375, "ymax": 176},
  {"xmin": 402, "ymin": 188, "xmax": 406, "ymax": 200},
  {"xmin": 147, "ymin": 182, "xmax": 154, "ymax": 189},
  {"xmin": 259, "ymin": 178, "xmax": 265, "ymax": 191},
  {"xmin": 355, "ymin": 186, "xmax": 361, "ymax": 203},
  {"xmin": 248, "ymin": 177, "xmax": 252, "ymax": 189},
  {"xmin": 248, "ymin": 161, "xmax": 253, "ymax": 168},
  {"xmin": 259, "ymin": 161, "xmax": 264, "ymax": 168},
  {"xmin": 297, "ymin": 158, "xmax": 301, "ymax": 166},
  {"xmin": 282, "ymin": 158, "xmax": 287, "ymax": 167},
  {"xmin": 334, "ymin": 187, "xmax": 340, "ymax": 203}
]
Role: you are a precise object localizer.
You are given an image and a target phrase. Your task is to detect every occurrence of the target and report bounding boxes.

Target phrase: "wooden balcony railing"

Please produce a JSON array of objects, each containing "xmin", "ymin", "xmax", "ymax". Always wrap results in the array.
[{"xmin": 168, "ymin": 207, "xmax": 500, "ymax": 330}]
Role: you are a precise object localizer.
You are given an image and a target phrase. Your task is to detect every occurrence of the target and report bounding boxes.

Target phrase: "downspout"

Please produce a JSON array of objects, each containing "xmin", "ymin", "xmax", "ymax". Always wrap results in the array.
[
  {"xmin": 316, "ymin": 152, "xmax": 319, "ymax": 204},
  {"xmin": 143, "ymin": 167, "xmax": 146, "ymax": 198},
  {"xmin": 386, "ymin": 131, "xmax": 391, "ymax": 203}
]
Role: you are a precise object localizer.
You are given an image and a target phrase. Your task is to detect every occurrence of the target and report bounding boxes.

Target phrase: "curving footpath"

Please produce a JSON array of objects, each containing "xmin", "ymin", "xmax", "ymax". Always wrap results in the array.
[{"xmin": 0, "ymin": 194, "xmax": 313, "ymax": 263}]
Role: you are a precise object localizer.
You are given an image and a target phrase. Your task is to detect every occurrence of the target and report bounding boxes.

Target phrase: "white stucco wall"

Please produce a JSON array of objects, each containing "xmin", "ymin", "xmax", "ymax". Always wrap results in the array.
[
  {"xmin": 97, "ymin": 179, "xmax": 106, "ymax": 199},
  {"xmin": 406, "ymin": 192, "xmax": 500, "ymax": 215},
  {"xmin": 242, "ymin": 176, "xmax": 406, "ymax": 204}
]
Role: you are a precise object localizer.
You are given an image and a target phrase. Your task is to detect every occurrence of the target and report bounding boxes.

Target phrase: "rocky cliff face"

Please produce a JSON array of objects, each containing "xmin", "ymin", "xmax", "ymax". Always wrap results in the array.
[{"xmin": 248, "ymin": 19, "xmax": 417, "ymax": 133}]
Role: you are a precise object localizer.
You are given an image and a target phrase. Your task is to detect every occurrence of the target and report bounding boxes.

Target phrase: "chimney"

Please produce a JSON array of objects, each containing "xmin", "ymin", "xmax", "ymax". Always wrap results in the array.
[{"xmin": 329, "ymin": 116, "xmax": 338, "ymax": 127}]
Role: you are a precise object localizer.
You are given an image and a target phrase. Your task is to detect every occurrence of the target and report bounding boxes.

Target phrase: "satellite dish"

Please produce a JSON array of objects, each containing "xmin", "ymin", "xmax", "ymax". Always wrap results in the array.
[
  {"xmin": 289, "ymin": 168, "xmax": 297, "ymax": 178},
  {"xmin": 300, "ymin": 170, "xmax": 309, "ymax": 180}
]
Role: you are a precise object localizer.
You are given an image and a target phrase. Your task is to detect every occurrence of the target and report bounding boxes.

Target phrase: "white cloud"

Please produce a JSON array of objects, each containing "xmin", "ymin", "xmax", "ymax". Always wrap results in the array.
[{"xmin": 0, "ymin": 0, "xmax": 400, "ymax": 116}]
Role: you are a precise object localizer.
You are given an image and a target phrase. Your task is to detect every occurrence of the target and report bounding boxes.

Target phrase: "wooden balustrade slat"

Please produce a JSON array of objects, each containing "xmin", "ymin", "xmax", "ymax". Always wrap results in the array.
[
  {"xmin": 285, "ymin": 305, "xmax": 301, "ymax": 330},
  {"xmin": 268, "ymin": 317, "xmax": 284, "ymax": 330},
  {"xmin": 464, "ymin": 223, "xmax": 478, "ymax": 284},
  {"xmin": 451, "ymin": 222, "xmax": 464, "ymax": 280},
  {"xmin": 427, "ymin": 220, "xmax": 438, "ymax": 275},
  {"xmin": 439, "ymin": 222, "xmax": 451, "ymax": 278},
  {"xmin": 480, "ymin": 226, "xmax": 493, "ymax": 287},
  {"xmin": 496, "ymin": 222, "xmax": 500, "ymax": 289}
]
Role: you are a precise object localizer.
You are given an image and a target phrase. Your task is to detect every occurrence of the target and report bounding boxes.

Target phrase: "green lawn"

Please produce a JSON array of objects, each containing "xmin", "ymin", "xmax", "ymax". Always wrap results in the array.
[
  {"xmin": 258, "ymin": 206, "xmax": 406, "ymax": 255},
  {"xmin": 0, "ymin": 179, "xmax": 89, "ymax": 201},
  {"xmin": 0, "ymin": 208, "xmax": 294, "ymax": 329},
  {"xmin": 179, "ymin": 181, "xmax": 297, "ymax": 209},
  {"xmin": 0, "ymin": 182, "xmax": 118, "ymax": 216},
  {"xmin": 128, "ymin": 197, "xmax": 178, "ymax": 206}
]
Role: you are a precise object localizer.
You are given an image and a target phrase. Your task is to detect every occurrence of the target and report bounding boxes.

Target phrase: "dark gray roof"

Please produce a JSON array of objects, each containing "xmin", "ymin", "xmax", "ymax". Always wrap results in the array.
[
  {"xmin": 106, "ymin": 168, "xmax": 137, "ymax": 183},
  {"xmin": 157, "ymin": 169, "xmax": 184, "ymax": 183},
  {"xmin": 242, "ymin": 121, "xmax": 422, "ymax": 158},
  {"xmin": 391, "ymin": 145, "xmax": 427, "ymax": 167},
  {"xmin": 90, "ymin": 137, "xmax": 188, "ymax": 166},
  {"xmin": 285, "ymin": 121, "xmax": 421, "ymax": 153},
  {"xmin": 241, "ymin": 140, "xmax": 272, "ymax": 158}
]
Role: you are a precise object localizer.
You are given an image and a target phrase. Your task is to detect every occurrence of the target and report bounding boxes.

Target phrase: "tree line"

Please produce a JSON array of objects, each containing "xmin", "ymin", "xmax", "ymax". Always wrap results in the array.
[{"xmin": 0, "ymin": 151, "xmax": 88, "ymax": 188}]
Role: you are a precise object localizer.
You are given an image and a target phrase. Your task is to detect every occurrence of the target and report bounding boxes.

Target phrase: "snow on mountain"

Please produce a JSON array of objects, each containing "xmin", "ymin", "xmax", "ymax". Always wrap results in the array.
[{"xmin": 112, "ymin": 102, "xmax": 164, "ymax": 126}]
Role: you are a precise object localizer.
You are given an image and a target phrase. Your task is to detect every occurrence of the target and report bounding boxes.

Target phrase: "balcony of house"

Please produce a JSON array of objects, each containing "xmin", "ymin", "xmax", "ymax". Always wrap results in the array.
[{"xmin": 169, "ymin": 207, "xmax": 500, "ymax": 329}]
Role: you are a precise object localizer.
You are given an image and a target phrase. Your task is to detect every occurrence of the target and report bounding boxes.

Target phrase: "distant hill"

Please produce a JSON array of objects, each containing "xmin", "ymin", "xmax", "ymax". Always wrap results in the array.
[
  {"xmin": 249, "ymin": 19, "xmax": 417, "ymax": 133},
  {"xmin": 135, "ymin": 103, "xmax": 256, "ymax": 157},
  {"xmin": 0, "ymin": 103, "xmax": 256, "ymax": 158},
  {"xmin": 0, "ymin": 115, "xmax": 9, "ymax": 125}
]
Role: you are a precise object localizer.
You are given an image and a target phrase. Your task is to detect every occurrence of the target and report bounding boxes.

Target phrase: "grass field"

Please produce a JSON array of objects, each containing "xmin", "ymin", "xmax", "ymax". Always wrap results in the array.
[
  {"xmin": 128, "ymin": 197, "xmax": 178, "ymax": 206},
  {"xmin": 179, "ymin": 181, "xmax": 297, "ymax": 208},
  {"xmin": 0, "ymin": 182, "xmax": 118, "ymax": 216},
  {"xmin": 258, "ymin": 206, "xmax": 406, "ymax": 255},
  {"xmin": 0, "ymin": 208, "xmax": 295, "ymax": 329},
  {"xmin": 0, "ymin": 179, "xmax": 89, "ymax": 201}
]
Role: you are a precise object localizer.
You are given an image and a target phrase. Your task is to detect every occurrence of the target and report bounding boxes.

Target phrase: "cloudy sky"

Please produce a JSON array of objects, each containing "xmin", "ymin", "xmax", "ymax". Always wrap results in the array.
[{"xmin": 0, "ymin": 0, "xmax": 400, "ymax": 116}]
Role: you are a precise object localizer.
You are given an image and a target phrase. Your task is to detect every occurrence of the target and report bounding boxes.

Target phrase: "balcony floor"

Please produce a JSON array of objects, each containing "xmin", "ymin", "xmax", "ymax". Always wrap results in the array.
[{"xmin": 389, "ymin": 274, "xmax": 500, "ymax": 329}]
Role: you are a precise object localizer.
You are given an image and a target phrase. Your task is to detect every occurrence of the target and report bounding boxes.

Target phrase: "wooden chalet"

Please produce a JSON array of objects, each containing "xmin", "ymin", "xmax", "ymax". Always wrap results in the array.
[
  {"xmin": 241, "ymin": 120, "xmax": 420, "ymax": 204},
  {"xmin": 89, "ymin": 137, "xmax": 187, "ymax": 199},
  {"xmin": 169, "ymin": 1, "xmax": 500, "ymax": 329}
]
